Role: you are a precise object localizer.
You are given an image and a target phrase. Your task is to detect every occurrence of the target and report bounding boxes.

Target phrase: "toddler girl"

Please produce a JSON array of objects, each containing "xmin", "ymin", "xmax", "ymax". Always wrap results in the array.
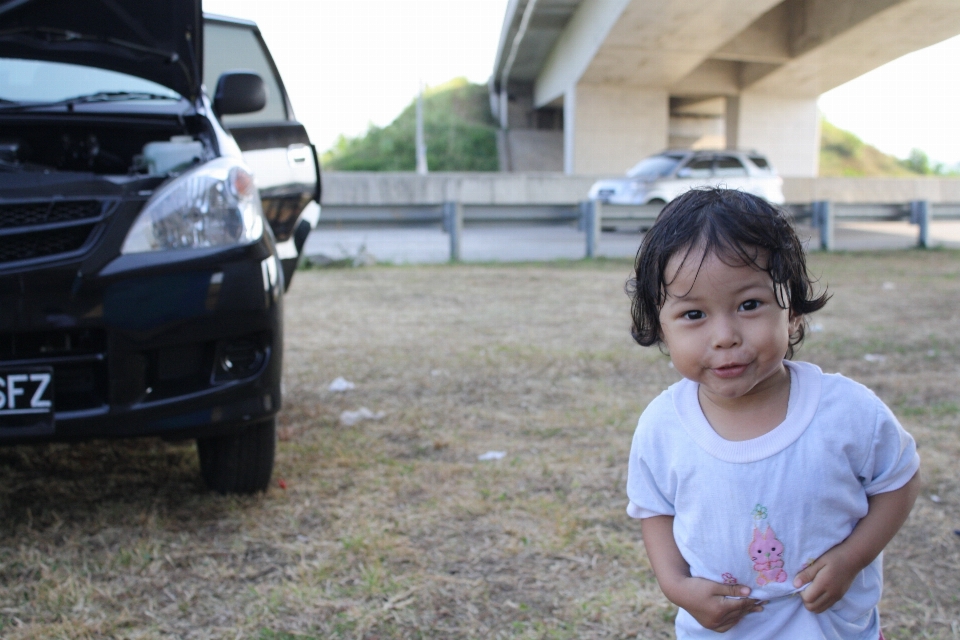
[{"xmin": 625, "ymin": 188, "xmax": 920, "ymax": 638}]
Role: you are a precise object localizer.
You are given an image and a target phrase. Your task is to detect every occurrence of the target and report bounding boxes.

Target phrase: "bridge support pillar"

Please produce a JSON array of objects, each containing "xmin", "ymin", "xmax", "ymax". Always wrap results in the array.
[
  {"xmin": 565, "ymin": 83, "xmax": 668, "ymax": 175},
  {"xmin": 726, "ymin": 93, "xmax": 820, "ymax": 177}
]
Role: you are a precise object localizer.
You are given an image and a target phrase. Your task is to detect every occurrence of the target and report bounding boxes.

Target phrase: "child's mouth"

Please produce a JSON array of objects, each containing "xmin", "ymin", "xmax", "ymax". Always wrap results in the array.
[{"xmin": 712, "ymin": 363, "xmax": 748, "ymax": 378}]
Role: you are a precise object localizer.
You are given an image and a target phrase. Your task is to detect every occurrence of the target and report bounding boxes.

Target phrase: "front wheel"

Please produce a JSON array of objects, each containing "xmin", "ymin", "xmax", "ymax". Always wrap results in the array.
[{"xmin": 197, "ymin": 418, "xmax": 276, "ymax": 494}]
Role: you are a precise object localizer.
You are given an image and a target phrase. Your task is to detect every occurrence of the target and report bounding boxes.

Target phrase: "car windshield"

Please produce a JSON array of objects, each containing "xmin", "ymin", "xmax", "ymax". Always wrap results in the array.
[
  {"xmin": 0, "ymin": 58, "xmax": 182, "ymax": 104},
  {"xmin": 626, "ymin": 154, "xmax": 683, "ymax": 179}
]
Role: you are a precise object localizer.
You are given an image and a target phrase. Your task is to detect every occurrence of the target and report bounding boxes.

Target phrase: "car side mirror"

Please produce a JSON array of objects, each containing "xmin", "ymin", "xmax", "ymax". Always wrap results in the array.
[{"xmin": 213, "ymin": 71, "xmax": 266, "ymax": 116}]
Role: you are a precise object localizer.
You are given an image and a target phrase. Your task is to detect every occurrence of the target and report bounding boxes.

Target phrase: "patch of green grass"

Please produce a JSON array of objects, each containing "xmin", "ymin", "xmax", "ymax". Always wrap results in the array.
[
  {"xmin": 504, "ymin": 619, "xmax": 580, "ymax": 640},
  {"xmin": 339, "ymin": 534, "xmax": 368, "ymax": 553},
  {"xmin": 259, "ymin": 628, "xmax": 322, "ymax": 640},
  {"xmin": 522, "ymin": 426, "xmax": 565, "ymax": 439},
  {"xmin": 660, "ymin": 605, "xmax": 679, "ymax": 623},
  {"xmin": 897, "ymin": 401, "xmax": 960, "ymax": 418},
  {"xmin": 359, "ymin": 559, "xmax": 392, "ymax": 597}
]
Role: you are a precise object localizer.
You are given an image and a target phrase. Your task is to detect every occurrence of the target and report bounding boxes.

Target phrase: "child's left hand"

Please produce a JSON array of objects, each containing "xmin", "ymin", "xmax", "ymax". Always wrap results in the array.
[
  {"xmin": 791, "ymin": 544, "xmax": 860, "ymax": 613},
  {"xmin": 793, "ymin": 473, "xmax": 922, "ymax": 614}
]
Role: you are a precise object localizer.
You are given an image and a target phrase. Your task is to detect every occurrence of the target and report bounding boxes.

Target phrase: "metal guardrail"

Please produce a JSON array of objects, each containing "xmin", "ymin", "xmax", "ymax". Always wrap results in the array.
[
  {"xmin": 317, "ymin": 200, "xmax": 960, "ymax": 261},
  {"xmin": 799, "ymin": 201, "xmax": 960, "ymax": 250}
]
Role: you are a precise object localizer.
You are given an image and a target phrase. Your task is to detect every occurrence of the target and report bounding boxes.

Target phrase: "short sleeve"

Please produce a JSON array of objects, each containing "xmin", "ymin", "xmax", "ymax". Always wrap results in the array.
[
  {"xmin": 859, "ymin": 401, "xmax": 920, "ymax": 496},
  {"xmin": 625, "ymin": 427, "xmax": 676, "ymax": 519}
]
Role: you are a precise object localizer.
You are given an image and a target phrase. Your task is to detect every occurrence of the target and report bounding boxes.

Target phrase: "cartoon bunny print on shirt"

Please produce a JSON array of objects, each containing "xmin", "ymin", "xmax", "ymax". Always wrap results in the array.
[
  {"xmin": 748, "ymin": 503, "xmax": 788, "ymax": 586},
  {"xmin": 749, "ymin": 525, "xmax": 788, "ymax": 586}
]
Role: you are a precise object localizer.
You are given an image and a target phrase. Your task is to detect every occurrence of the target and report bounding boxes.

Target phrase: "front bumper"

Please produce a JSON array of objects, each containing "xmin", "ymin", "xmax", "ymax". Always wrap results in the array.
[
  {"xmin": 0, "ymin": 239, "xmax": 284, "ymax": 444},
  {"xmin": 589, "ymin": 181, "xmax": 643, "ymax": 205}
]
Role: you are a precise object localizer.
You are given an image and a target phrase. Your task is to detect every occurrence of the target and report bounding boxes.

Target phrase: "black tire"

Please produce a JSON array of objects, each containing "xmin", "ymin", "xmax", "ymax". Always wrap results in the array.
[{"xmin": 197, "ymin": 417, "xmax": 276, "ymax": 494}]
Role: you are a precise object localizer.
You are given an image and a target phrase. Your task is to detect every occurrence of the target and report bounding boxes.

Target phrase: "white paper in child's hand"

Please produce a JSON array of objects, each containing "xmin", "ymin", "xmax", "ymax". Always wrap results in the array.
[{"xmin": 725, "ymin": 584, "xmax": 808, "ymax": 601}]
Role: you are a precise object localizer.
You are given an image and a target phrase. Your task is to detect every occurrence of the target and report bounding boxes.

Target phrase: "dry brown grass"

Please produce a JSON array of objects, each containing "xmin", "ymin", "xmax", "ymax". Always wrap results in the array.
[{"xmin": 1, "ymin": 251, "xmax": 959, "ymax": 639}]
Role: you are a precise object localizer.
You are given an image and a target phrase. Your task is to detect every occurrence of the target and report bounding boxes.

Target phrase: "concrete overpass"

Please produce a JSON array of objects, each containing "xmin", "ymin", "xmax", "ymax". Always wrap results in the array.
[{"xmin": 490, "ymin": 0, "xmax": 960, "ymax": 176}]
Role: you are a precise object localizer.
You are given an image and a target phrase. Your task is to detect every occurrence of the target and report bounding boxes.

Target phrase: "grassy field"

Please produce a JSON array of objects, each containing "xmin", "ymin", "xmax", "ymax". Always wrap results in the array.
[{"xmin": 1, "ymin": 251, "xmax": 959, "ymax": 639}]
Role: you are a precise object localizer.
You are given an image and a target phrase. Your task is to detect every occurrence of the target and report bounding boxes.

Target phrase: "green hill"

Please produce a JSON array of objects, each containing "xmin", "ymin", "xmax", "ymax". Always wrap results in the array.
[
  {"xmin": 322, "ymin": 78, "xmax": 499, "ymax": 171},
  {"xmin": 819, "ymin": 119, "xmax": 915, "ymax": 177},
  {"xmin": 819, "ymin": 119, "xmax": 959, "ymax": 177}
]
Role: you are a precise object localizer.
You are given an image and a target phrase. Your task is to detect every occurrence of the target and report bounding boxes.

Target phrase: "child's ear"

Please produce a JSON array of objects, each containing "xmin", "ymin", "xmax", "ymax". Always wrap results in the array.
[{"xmin": 789, "ymin": 313, "xmax": 803, "ymax": 335}]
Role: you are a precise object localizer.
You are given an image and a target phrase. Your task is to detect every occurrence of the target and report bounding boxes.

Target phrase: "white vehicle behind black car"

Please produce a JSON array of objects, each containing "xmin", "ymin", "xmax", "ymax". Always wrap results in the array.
[{"xmin": 588, "ymin": 150, "xmax": 784, "ymax": 206}]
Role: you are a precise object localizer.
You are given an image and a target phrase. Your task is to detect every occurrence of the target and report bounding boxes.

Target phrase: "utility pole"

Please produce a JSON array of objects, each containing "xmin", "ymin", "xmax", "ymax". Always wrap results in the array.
[{"xmin": 415, "ymin": 82, "xmax": 428, "ymax": 175}]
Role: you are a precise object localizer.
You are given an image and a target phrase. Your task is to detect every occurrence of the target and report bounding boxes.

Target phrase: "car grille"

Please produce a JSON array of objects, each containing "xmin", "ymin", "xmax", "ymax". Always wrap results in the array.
[
  {"xmin": 0, "ymin": 199, "xmax": 111, "ymax": 265},
  {"xmin": 0, "ymin": 328, "xmax": 108, "ymax": 412},
  {"xmin": 0, "ymin": 200, "xmax": 102, "ymax": 229},
  {"xmin": 0, "ymin": 226, "xmax": 95, "ymax": 263}
]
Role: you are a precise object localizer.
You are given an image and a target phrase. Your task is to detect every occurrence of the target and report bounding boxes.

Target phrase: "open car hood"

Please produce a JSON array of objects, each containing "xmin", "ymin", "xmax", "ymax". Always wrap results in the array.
[{"xmin": 0, "ymin": 0, "xmax": 202, "ymax": 100}]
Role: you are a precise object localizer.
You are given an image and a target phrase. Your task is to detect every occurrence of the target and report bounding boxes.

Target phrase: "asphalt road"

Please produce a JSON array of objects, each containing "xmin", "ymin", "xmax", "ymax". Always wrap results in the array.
[{"xmin": 303, "ymin": 221, "xmax": 960, "ymax": 265}]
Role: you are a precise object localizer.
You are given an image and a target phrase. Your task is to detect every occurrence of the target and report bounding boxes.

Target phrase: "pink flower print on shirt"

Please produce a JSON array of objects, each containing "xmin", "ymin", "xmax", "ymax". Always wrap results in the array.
[
  {"xmin": 721, "ymin": 573, "xmax": 738, "ymax": 585},
  {"xmin": 749, "ymin": 526, "xmax": 788, "ymax": 586}
]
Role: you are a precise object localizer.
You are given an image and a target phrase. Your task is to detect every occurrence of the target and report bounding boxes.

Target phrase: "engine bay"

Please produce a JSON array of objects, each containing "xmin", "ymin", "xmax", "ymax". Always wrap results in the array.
[{"xmin": 0, "ymin": 115, "xmax": 212, "ymax": 176}]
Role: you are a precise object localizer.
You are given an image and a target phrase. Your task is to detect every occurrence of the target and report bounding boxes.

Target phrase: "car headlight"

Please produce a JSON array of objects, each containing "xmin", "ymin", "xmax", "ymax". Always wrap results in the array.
[{"xmin": 121, "ymin": 157, "xmax": 264, "ymax": 253}]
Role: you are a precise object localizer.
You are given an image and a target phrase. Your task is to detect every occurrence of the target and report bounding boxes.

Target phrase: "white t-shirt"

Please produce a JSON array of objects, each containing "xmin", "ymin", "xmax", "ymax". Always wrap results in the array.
[{"xmin": 626, "ymin": 360, "xmax": 920, "ymax": 640}]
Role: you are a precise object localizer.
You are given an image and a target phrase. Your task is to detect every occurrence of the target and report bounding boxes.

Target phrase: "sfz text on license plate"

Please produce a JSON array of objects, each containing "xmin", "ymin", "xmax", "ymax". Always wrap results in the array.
[{"xmin": 0, "ymin": 367, "xmax": 55, "ymax": 434}]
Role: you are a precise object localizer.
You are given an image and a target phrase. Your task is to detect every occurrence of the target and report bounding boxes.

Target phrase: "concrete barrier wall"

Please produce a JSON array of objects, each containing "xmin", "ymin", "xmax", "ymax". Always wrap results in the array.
[
  {"xmin": 322, "ymin": 172, "xmax": 597, "ymax": 206},
  {"xmin": 321, "ymin": 172, "xmax": 960, "ymax": 206},
  {"xmin": 782, "ymin": 177, "xmax": 960, "ymax": 203}
]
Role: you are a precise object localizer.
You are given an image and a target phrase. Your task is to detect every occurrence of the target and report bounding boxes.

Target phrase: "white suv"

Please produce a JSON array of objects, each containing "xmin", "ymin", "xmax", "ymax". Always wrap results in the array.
[{"xmin": 588, "ymin": 150, "xmax": 784, "ymax": 205}]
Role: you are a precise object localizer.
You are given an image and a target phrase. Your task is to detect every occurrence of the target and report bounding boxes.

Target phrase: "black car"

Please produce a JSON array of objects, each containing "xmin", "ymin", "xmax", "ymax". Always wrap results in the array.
[{"xmin": 0, "ymin": 1, "xmax": 320, "ymax": 493}]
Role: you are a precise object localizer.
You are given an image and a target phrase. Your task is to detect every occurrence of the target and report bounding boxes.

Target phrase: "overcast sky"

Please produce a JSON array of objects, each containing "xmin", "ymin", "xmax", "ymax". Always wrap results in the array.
[{"xmin": 203, "ymin": 0, "xmax": 960, "ymax": 165}]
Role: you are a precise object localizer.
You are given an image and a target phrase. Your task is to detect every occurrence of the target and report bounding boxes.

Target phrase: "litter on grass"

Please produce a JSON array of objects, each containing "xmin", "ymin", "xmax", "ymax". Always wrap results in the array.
[
  {"xmin": 863, "ymin": 354, "xmax": 886, "ymax": 363},
  {"xmin": 340, "ymin": 407, "xmax": 385, "ymax": 426},
  {"xmin": 329, "ymin": 377, "xmax": 356, "ymax": 392},
  {"xmin": 478, "ymin": 451, "xmax": 507, "ymax": 461}
]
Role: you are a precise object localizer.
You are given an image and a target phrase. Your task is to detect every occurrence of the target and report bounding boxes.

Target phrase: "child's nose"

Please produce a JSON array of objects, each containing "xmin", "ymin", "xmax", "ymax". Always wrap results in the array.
[{"xmin": 711, "ymin": 317, "xmax": 741, "ymax": 348}]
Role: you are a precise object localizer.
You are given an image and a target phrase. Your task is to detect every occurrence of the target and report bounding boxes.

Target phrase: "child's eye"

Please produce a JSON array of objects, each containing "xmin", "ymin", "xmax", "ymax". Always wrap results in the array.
[
  {"xmin": 739, "ymin": 300, "xmax": 761, "ymax": 312},
  {"xmin": 682, "ymin": 310, "xmax": 705, "ymax": 320}
]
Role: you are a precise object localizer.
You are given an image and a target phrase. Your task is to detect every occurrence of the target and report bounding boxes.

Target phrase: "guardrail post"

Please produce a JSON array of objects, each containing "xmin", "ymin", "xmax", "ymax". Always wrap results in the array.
[
  {"xmin": 910, "ymin": 200, "xmax": 931, "ymax": 248},
  {"xmin": 442, "ymin": 201, "xmax": 463, "ymax": 262},
  {"xmin": 584, "ymin": 199, "xmax": 601, "ymax": 258},
  {"xmin": 577, "ymin": 200, "xmax": 588, "ymax": 232},
  {"xmin": 813, "ymin": 200, "xmax": 834, "ymax": 251}
]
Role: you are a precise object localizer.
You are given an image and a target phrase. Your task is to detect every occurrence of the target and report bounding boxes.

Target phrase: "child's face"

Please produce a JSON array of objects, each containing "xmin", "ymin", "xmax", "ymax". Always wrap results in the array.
[{"xmin": 657, "ymin": 246, "xmax": 801, "ymax": 406}]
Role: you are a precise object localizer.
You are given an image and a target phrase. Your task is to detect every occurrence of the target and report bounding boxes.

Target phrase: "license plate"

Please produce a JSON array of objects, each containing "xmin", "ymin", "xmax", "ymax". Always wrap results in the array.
[{"xmin": 0, "ymin": 367, "xmax": 55, "ymax": 434}]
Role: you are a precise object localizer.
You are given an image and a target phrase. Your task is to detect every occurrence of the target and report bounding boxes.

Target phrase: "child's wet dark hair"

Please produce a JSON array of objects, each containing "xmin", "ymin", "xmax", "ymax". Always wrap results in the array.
[{"xmin": 627, "ymin": 188, "xmax": 829, "ymax": 358}]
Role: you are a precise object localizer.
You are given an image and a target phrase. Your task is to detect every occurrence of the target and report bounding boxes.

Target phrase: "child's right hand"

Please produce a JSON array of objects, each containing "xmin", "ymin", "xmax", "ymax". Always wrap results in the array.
[
  {"xmin": 669, "ymin": 577, "xmax": 764, "ymax": 633},
  {"xmin": 641, "ymin": 516, "xmax": 763, "ymax": 633}
]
